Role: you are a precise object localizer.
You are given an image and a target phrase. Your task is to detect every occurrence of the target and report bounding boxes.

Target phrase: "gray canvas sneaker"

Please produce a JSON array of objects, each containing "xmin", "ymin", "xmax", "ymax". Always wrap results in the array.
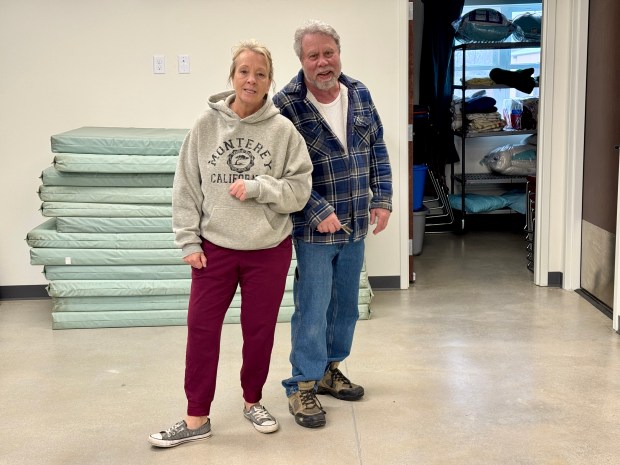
[
  {"xmin": 288, "ymin": 381, "xmax": 326, "ymax": 428},
  {"xmin": 243, "ymin": 404, "xmax": 279, "ymax": 433},
  {"xmin": 148, "ymin": 419, "xmax": 212, "ymax": 448},
  {"xmin": 317, "ymin": 362, "xmax": 365, "ymax": 401}
]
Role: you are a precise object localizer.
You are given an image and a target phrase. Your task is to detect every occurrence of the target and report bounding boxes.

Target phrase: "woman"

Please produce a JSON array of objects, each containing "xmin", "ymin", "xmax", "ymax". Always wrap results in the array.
[{"xmin": 149, "ymin": 39, "xmax": 312, "ymax": 447}]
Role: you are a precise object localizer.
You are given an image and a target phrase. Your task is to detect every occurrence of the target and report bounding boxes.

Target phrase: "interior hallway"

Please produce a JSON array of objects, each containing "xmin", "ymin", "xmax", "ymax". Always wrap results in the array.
[{"xmin": 1, "ymin": 228, "xmax": 619, "ymax": 465}]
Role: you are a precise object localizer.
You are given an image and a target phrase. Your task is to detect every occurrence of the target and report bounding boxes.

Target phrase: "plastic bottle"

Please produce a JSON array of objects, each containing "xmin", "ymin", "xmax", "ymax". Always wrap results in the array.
[{"xmin": 503, "ymin": 99, "xmax": 523, "ymax": 130}]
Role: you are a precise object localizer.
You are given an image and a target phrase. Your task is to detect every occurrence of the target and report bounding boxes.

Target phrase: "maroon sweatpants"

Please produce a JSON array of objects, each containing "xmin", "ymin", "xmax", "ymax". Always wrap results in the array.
[{"xmin": 184, "ymin": 237, "xmax": 292, "ymax": 417}]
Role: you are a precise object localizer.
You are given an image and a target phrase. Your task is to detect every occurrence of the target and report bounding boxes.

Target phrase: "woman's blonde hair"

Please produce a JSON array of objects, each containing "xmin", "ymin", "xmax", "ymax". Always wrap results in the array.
[{"xmin": 229, "ymin": 39, "xmax": 274, "ymax": 87}]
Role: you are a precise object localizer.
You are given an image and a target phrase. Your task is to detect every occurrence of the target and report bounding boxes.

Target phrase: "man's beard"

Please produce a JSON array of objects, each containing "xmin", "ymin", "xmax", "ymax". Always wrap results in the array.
[
  {"xmin": 310, "ymin": 67, "xmax": 339, "ymax": 90},
  {"xmin": 314, "ymin": 76, "xmax": 338, "ymax": 90}
]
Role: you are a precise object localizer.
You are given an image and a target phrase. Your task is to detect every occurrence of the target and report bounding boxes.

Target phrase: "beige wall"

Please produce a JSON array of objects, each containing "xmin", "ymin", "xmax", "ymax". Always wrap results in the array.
[{"xmin": 0, "ymin": 0, "xmax": 409, "ymax": 288}]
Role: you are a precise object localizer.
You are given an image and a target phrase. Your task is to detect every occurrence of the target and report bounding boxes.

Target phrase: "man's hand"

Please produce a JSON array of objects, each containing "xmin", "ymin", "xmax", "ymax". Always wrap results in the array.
[
  {"xmin": 369, "ymin": 208, "xmax": 391, "ymax": 235},
  {"xmin": 229, "ymin": 179, "xmax": 247, "ymax": 201},
  {"xmin": 183, "ymin": 252, "xmax": 207, "ymax": 269},
  {"xmin": 316, "ymin": 212, "xmax": 345, "ymax": 234}
]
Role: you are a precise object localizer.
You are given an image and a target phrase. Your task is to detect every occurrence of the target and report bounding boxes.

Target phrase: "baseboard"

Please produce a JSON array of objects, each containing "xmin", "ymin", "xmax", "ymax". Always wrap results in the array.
[
  {"xmin": 547, "ymin": 272, "xmax": 563, "ymax": 288},
  {"xmin": 0, "ymin": 285, "xmax": 49, "ymax": 300},
  {"xmin": 575, "ymin": 288, "xmax": 612, "ymax": 320},
  {"xmin": 368, "ymin": 275, "xmax": 400, "ymax": 290}
]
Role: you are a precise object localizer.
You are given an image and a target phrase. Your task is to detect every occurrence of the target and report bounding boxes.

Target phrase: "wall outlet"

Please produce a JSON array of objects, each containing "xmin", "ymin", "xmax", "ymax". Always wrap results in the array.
[
  {"xmin": 178, "ymin": 55, "xmax": 190, "ymax": 74},
  {"xmin": 153, "ymin": 55, "xmax": 165, "ymax": 74}
]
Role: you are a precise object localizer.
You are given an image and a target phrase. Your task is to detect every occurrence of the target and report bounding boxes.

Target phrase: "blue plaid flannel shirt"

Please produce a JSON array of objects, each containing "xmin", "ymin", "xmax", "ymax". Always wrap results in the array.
[{"xmin": 273, "ymin": 71, "xmax": 393, "ymax": 244}]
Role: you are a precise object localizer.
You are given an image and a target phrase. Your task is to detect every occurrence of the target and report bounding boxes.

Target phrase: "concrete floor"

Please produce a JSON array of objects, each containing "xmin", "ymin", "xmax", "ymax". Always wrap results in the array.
[{"xmin": 1, "ymin": 229, "xmax": 620, "ymax": 465}]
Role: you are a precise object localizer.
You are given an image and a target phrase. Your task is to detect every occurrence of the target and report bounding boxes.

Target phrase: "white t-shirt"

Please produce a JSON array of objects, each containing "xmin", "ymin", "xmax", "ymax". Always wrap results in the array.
[{"xmin": 307, "ymin": 85, "xmax": 349, "ymax": 152}]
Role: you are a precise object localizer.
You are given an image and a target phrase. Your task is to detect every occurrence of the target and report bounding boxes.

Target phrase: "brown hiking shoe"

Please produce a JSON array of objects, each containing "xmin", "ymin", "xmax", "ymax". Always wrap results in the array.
[
  {"xmin": 288, "ymin": 381, "xmax": 326, "ymax": 428},
  {"xmin": 317, "ymin": 362, "xmax": 365, "ymax": 401}
]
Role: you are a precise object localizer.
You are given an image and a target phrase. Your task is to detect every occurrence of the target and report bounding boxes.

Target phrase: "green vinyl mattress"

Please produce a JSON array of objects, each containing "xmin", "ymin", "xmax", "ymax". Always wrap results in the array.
[
  {"xmin": 37, "ymin": 259, "xmax": 369, "ymax": 287},
  {"xmin": 41, "ymin": 202, "xmax": 172, "ymax": 218},
  {"xmin": 50, "ymin": 304, "xmax": 371, "ymax": 329},
  {"xmin": 54, "ymin": 154, "xmax": 178, "ymax": 173},
  {"xmin": 46, "ymin": 273, "xmax": 371, "ymax": 329},
  {"xmin": 46, "ymin": 279, "xmax": 194, "ymax": 297},
  {"xmin": 52, "ymin": 294, "xmax": 191, "ymax": 311},
  {"xmin": 46, "ymin": 276, "xmax": 297, "ymax": 297},
  {"xmin": 46, "ymin": 272, "xmax": 372, "ymax": 329},
  {"xmin": 38, "ymin": 186, "xmax": 172, "ymax": 204},
  {"xmin": 50, "ymin": 288, "xmax": 373, "ymax": 312},
  {"xmin": 30, "ymin": 247, "xmax": 184, "ymax": 265},
  {"xmin": 56, "ymin": 217, "xmax": 173, "ymax": 233},
  {"xmin": 44, "ymin": 264, "xmax": 190, "ymax": 280},
  {"xmin": 43, "ymin": 260, "xmax": 297, "ymax": 280},
  {"xmin": 40, "ymin": 166, "xmax": 174, "ymax": 187},
  {"xmin": 51, "ymin": 127, "xmax": 188, "ymax": 155},
  {"xmin": 27, "ymin": 219, "xmax": 175, "ymax": 249}
]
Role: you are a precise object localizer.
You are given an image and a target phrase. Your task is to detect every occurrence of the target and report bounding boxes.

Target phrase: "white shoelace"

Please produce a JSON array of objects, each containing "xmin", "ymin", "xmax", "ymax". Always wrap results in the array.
[
  {"xmin": 250, "ymin": 405, "xmax": 274, "ymax": 423},
  {"xmin": 163, "ymin": 421, "xmax": 186, "ymax": 437}
]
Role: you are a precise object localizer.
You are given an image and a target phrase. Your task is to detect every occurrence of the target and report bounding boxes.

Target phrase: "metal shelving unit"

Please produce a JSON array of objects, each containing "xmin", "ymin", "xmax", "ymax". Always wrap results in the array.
[{"xmin": 451, "ymin": 41, "xmax": 541, "ymax": 231}]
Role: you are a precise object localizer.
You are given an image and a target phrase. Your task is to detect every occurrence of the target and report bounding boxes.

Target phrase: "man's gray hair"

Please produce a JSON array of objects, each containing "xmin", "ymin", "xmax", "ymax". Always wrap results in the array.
[{"xmin": 293, "ymin": 19, "xmax": 341, "ymax": 59}]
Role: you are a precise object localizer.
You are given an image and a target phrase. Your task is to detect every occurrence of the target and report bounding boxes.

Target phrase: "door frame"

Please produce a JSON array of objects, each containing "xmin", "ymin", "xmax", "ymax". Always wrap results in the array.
[{"xmin": 536, "ymin": 0, "xmax": 589, "ymax": 290}]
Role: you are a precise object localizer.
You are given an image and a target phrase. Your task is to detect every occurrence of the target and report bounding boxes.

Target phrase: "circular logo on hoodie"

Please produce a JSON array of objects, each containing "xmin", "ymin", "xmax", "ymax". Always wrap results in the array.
[{"xmin": 227, "ymin": 149, "xmax": 255, "ymax": 173}]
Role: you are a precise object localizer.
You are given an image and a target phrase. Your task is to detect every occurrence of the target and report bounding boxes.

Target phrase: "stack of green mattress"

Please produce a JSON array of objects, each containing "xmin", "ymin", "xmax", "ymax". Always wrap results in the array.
[{"xmin": 28, "ymin": 127, "xmax": 374, "ymax": 329}]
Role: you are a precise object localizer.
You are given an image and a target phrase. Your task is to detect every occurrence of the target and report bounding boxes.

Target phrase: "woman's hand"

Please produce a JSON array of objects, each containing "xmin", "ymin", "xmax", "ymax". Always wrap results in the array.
[
  {"xmin": 229, "ymin": 179, "xmax": 247, "ymax": 201},
  {"xmin": 183, "ymin": 252, "xmax": 207, "ymax": 269}
]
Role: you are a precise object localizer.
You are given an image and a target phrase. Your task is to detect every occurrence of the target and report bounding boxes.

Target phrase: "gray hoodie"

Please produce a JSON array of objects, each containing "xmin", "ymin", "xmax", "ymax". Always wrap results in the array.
[{"xmin": 173, "ymin": 91, "xmax": 312, "ymax": 255}]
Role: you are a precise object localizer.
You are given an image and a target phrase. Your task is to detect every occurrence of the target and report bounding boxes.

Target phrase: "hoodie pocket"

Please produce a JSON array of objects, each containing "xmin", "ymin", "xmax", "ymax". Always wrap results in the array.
[{"xmin": 206, "ymin": 205, "xmax": 278, "ymax": 247}]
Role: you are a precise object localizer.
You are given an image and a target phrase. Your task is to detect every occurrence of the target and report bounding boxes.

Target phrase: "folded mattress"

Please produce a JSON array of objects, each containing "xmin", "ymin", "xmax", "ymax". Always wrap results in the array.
[
  {"xmin": 43, "ymin": 260, "xmax": 297, "ymax": 280},
  {"xmin": 52, "ymin": 295, "xmax": 190, "ymax": 311},
  {"xmin": 40, "ymin": 166, "xmax": 175, "ymax": 187},
  {"xmin": 41, "ymin": 202, "xmax": 172, "ymax": 218},
  {"xmin": 38, "ymin": 186, "xmax": 172, "ymax": 204},
  {"xmin": 51, "ymin": 127, "xmax": 188, "ymax": 155},
  {"xmin": 54, "ymin": 154, "xmax": 178, "ymax": 173},
  {"xmin": 52, "ymin": 310, "xmax": 191, "ymax": 329},
  {"xmin": 30, "ymin": 247, "xmax": 184, "ymax": 265},
  {"xmin": 44, "ymin": 264, "xmax": 190, "ymax": 280},
  {"xmin": 49, "ymin": 288, "xmax": 372, "ymax": 312},
  {"xmin": 50, "ymin": 293, "xmax": 291, "ymax": 312},
  {"xmin": 51, "ymin": 305, "xmax": 371, "ymax": 329},
  {"xmin": 46, "ymin": 276, "xmax": 296, "ymax": 297},
  {"xmin": 27, "ymin": 219, "xmax": 175, "ymax": 249},
  {"xmin": 56, "ymin": 217, "xmax": 173, "ymax": 233},
  {"xmin": 45, "ymin": 273, "xmax": 367, "ymax": 299},
  {"xmin": 46, "ymin": 279, "xmax": 193, "ymax": 297}
]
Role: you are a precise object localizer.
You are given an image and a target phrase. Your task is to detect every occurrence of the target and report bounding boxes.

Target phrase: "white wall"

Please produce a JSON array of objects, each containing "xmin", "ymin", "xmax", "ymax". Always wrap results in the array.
[{"xmin": 0, "ymin": 0, "xmax": 408, "ymax": 289}]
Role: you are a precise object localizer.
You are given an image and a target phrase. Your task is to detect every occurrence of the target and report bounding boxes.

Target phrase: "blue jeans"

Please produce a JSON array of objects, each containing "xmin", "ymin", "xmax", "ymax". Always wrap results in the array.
[{"xmin": 282, "ymin": 237, "xmax": 365, "ymax": 397}]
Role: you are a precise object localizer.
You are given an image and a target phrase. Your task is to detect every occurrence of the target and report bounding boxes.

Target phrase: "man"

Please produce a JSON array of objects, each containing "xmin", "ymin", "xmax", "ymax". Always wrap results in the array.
[{"xmin": 273, "ymin": 19, "xmax": 393, "ymax": 428}]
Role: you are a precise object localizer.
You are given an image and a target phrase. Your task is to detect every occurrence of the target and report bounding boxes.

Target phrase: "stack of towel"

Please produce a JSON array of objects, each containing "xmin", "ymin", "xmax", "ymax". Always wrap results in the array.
[
  {"xmin": 27, "ymin": 127, "xmax": 373, "ymax": 329},
  {"xmin": 452, "ymin": 91, "xmax": 506, "ymax": 134}
]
